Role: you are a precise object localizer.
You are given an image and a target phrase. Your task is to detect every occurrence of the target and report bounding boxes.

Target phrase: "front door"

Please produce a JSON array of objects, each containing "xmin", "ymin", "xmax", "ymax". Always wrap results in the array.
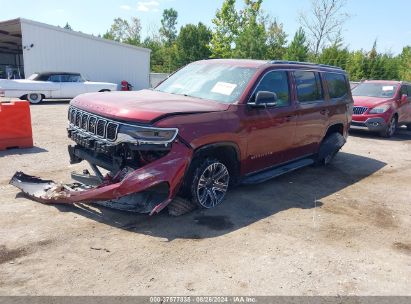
[{"xmin": 243, "ymin": 70, "xmax": 297, "ymax": 174}]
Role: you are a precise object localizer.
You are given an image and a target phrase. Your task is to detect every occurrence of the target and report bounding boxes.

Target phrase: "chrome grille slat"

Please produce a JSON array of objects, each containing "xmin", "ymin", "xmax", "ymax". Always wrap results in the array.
[
  {"xmin": 68, "ymin": 106, "xmax": 118, "ymax": 142},
  {"xmin": 353, "ymin": 106, "xmax": 368, "ymax": 115}
]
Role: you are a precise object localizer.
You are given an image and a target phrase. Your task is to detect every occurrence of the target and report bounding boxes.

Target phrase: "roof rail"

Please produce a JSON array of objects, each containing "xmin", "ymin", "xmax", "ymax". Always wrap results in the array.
[{"xmin": 270, "ymin": 60, "xmax": 343, "ymax": 70}]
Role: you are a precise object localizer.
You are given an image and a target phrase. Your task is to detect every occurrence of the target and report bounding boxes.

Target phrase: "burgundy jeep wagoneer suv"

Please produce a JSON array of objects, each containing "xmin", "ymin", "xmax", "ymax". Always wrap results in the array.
[{"xmin": 11, "ymin": 60, "xmax": 353, "ymax": 215}]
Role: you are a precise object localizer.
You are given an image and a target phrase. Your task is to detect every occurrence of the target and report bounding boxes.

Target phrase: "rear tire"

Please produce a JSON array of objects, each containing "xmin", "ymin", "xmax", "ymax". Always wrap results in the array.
[
  {"xmin": 380, "ymin": 116, "xmax": 397, "ymax": 138},
  {"xmin": 27, "ymin": 93, "xmax": 43, "ymax": 104},
  {"xmin": 316, "ymin": 133, "xmax": 345, "ymax": 166}
]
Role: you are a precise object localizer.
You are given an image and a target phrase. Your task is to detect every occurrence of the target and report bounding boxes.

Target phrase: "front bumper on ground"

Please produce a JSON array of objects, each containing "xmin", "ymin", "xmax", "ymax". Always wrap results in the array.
[
  {"xmin": 9, "ymin": 142, "xmax": 193, "ymax": 215},
  {"xmin": 350, "ymin": 117, "xmax": 388, "ymax": 132}
]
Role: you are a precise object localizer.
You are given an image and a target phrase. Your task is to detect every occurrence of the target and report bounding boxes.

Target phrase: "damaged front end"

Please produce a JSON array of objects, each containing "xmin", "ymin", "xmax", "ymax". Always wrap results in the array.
[{"xmin": 10, "ymin": 106, "xmax": 193, "ymax": 215}]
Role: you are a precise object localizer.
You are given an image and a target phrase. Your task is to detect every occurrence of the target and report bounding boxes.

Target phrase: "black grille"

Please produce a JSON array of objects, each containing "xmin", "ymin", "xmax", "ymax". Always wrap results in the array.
[
  {"xmin": 75, "ymin": 111, "xmax": 81, "ymax": 127},
  {"xmin": 96, "ymin": 120, "xmax": 106, "ymax": 137},
  {"xmin": 353, "ymin": 106, "xmax": 368, "ymax": 115},
  {"xmin": 106, "ymin": 123, "xmax": 118, "ymax": 141},
  {"xmin": 81, "ymin": 114, "xmax": 89, "ymax": 130},
  {"xmin": 68, "ymin": 107, "xmax": 119, "ymax": 142},
  {"xmin": 69, "ymin": 108, "xmax": 75, "ymax": 124},
  {"xmin": 88, "ymin": 116, "xmax": 97, "ymax": 133}
]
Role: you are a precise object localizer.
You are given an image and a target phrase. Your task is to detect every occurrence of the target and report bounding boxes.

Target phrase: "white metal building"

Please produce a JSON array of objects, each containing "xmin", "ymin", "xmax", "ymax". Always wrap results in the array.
[{"xmin": 0, "ymin": 18, "xmax": 151, "ymax": 90}]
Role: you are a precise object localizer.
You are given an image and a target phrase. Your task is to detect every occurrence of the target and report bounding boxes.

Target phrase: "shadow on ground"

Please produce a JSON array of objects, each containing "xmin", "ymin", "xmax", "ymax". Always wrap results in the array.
[
  {"xmin": 349, "ymin": 127, "xmax": 411, "ymax": 141},
  {"xmin": 30, "ymin": 99, "xmax": 71, "ymax": 106},
  {"xmin": 0, "ymin": 146, "xmax": 48, "ymax": 157},
  {"xmin": 46, "ymin": 151, "xmax": 386, "ymax": 240}
]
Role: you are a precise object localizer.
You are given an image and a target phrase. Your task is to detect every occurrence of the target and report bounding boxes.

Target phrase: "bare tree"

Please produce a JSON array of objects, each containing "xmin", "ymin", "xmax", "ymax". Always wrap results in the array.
[{"xmin": 299, "ymin": 0, "xmax": 350, "ymax": 56}]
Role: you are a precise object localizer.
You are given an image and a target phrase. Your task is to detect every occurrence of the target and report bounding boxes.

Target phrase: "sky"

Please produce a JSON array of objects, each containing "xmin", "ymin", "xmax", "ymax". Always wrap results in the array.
[{"xmin": 1, "ymin": 0, "xmax": 410, "ymax": 55}]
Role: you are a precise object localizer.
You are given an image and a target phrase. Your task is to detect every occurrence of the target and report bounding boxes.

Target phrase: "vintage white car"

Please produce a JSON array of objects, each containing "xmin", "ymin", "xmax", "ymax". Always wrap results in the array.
[{"xmin": 0, "ymin": 72, "xmax": 118, "ymax": 104}]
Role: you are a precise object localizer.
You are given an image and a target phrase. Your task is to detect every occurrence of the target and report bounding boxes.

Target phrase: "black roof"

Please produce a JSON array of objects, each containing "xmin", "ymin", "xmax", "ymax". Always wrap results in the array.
[{"xmin": 35, "ymin": 72, "xmax": 81, "ymax": 76}]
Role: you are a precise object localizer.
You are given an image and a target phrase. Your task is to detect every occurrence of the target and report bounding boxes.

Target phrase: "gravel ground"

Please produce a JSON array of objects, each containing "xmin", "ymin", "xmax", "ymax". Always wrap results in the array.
[{"xmin": 0, "ymin": 101, "xmax": 410, "ymax": 296}]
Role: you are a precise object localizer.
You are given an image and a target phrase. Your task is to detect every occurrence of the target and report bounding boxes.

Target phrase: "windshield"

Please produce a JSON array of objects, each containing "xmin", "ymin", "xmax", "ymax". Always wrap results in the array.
[
  {"xmin": 352, "ymin": 83, "xmax": 398, "ymax": 98},
  {"xmin": 155, "ymin": 63, "xmax": 257, "ymax": 103}
]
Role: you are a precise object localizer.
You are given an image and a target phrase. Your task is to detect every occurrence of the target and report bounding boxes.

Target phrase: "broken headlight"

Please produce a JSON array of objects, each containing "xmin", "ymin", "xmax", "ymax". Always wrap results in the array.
[{"xmin": 117, "ymin": 125, "xmax": 179, "ymax": 146}]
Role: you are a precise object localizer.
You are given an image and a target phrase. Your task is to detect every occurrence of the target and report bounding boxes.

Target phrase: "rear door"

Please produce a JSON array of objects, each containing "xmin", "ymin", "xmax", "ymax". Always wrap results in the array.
[
  {"xmin": 292, "ymin": 70, "xmax": 328, "ymax": 156},
  {"xmin": 244, "ymin": 70, "xmax": 297, "ymax": 173}
]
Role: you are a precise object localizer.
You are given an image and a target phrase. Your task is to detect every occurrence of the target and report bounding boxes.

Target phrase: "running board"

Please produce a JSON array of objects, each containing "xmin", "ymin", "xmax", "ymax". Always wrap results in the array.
[{"xmin": 241, "ymin": 158, "xmax": 314, "ymax": 185}]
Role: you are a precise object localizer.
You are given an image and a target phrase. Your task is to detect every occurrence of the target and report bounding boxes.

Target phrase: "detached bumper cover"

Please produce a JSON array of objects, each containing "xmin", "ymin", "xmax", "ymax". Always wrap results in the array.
[{"xmin": 10, "ymin": 142, "xmax": 193, "ymax": 215}]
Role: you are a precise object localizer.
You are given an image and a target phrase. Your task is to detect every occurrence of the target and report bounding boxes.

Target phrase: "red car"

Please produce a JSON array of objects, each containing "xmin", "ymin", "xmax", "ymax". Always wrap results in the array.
[
  {"xmin": 11, "ymin": 60, "xmax": 353, "ymax": 215},
  {"xmin": 350, "ymin": 80, "xmax": 411, "ymax": 137}
]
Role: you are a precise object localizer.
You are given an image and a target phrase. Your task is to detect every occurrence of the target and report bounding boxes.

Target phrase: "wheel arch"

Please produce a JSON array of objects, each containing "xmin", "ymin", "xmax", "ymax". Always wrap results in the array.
[
  {"xmin": 192, "ymin": 142, "xmax": 241, "ymax": 182},
  {"xmin": 324, "ymin": 123, "xmax": 344, "ymax": 139}
]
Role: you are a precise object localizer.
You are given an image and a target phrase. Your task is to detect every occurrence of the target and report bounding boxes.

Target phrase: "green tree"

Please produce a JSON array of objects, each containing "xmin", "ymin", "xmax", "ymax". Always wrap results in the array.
[
  {"xmin": 176, "ymin": 23, "xmax": 212, "ymax": 67},
  {"xmin": 142, "ymin": 36, "xmax": 165, "ymax": 72},
  {"xmin": 103, "ymin": 18, "xmax": 129, "ymax": 42},
  {"xmin": 265, "ymin": 19, "xmax": 288, "ymax": 60},
  {"xmin": 64, "ymin": 22, "xmax": 73, "ymax": 30},
  {"xmin": 346, "ymin": 51, "xmax": 366, "ymax": 81},
  {"xmin": 285, "ymin": 28, "xmax": 309, "ymax": 62},
  {"xmin": 316, "ymin": 43, "xmax": 349, "ymax": 69},
  {"xmin": 103, "ymin": 17, "xmax": 142, "ymax": 46},
  {"xmin": 399, "ymin": 46, "xmax": 411, "ymax": 81},
  {"xmin": 160, "ymin": 8, "xmax": 178, "ymax": 46},
  {"xmin": 210, "ymin": 0, "xmax": 239, "ymax": 58},
  {"xmin": 234, "ymin": 0, "xmax": 267, "ymax": 59}
]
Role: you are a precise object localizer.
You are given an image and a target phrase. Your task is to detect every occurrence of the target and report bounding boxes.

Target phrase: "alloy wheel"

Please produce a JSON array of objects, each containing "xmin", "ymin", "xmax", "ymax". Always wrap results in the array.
[{"xmin": 196, "ymin": 162, "xmax": 229, "ymax": 209}]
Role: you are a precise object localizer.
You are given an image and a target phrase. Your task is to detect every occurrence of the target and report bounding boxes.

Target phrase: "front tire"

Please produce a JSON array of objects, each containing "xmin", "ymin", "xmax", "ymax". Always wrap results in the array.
[
  {"xmin": 27, "ymin": 93, "xmax": 43, "ymax": 104},
  {"xmin": 380, "ymin": 116, "xmax": 397, "ymax": 138},
  {"xmin": 190, "ymin": 158, "xmax": 230, "ymax": 209}
]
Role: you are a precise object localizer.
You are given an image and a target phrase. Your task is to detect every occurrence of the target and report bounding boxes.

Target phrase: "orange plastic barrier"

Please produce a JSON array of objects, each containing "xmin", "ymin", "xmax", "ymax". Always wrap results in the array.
[{"xmin": 0, "ymin": 101, "xmax": 33, "ymax": 151}]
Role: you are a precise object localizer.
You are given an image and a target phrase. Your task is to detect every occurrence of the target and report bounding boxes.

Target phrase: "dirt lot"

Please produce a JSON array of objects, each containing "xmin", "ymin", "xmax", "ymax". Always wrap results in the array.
[{"xmin": 0, "ymin": 101, "xmax": 410, "ymax": 296}]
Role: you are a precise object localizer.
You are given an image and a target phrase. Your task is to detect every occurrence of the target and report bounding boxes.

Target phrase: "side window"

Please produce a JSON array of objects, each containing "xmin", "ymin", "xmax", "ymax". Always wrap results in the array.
[
  {"xmin": 400, "ymin": 85, "xmax": 408, "ymax": 96},
  {"xmin": 294, "ymin": 71, "xmax": 323, "ymax": 102},
  {"xmin": 252, "ymin": 71, "xmax": 290, "ymax": 107},
  {"xmin": 48, "ymin": 75, "xmax": 61, "ymax": 82},
  {"xmin": 60, "ymin": 75, "xmax": 71, "ymax": 82},
  {"xmin": 324, "ymin": 73, "xmax": 348, "ymax": 99},
  {"xmin": 407, "ymin": 86, "xmax": 411, "ymax": 96}
]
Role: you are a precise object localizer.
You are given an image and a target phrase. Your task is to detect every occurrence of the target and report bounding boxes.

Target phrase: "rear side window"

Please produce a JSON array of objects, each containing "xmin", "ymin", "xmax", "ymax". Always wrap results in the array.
[
  {"xmin": 252, "ymin": 71, "xmax": 290, "ymax": 106},
  {"xmin": 408, "ymin": 86, "xmax": 411, "ymax": 96},
  {"xmin": 400, "ymin": 85, "xmax": 409, "ymax": 96},
  {"xmin": 324, "ymin": 73, "xmax": 348, "ymax": 99},
  {"xmin": 294, "ymin": 71, "xmax": 323, "ymax": 102},
  {"xmin": 48, "ymin": 75, "xmax": 61, "ymax": 82}
]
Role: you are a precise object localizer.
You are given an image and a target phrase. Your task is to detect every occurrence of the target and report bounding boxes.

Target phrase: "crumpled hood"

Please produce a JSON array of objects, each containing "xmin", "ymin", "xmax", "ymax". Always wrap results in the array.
[
  {"xmin": 70, "ymin": 89, "xmax": 230, "ymax": 124},
  {"xmin": 353, "ymin": 96, "xmax": 393, "ymax": 108}
]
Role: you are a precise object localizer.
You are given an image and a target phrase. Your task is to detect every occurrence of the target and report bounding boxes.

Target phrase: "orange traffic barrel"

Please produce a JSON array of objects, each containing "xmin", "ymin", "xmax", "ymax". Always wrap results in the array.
[{"xmin": 0, "ymin": 101, "xmax": 33, "ymax": 151}]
